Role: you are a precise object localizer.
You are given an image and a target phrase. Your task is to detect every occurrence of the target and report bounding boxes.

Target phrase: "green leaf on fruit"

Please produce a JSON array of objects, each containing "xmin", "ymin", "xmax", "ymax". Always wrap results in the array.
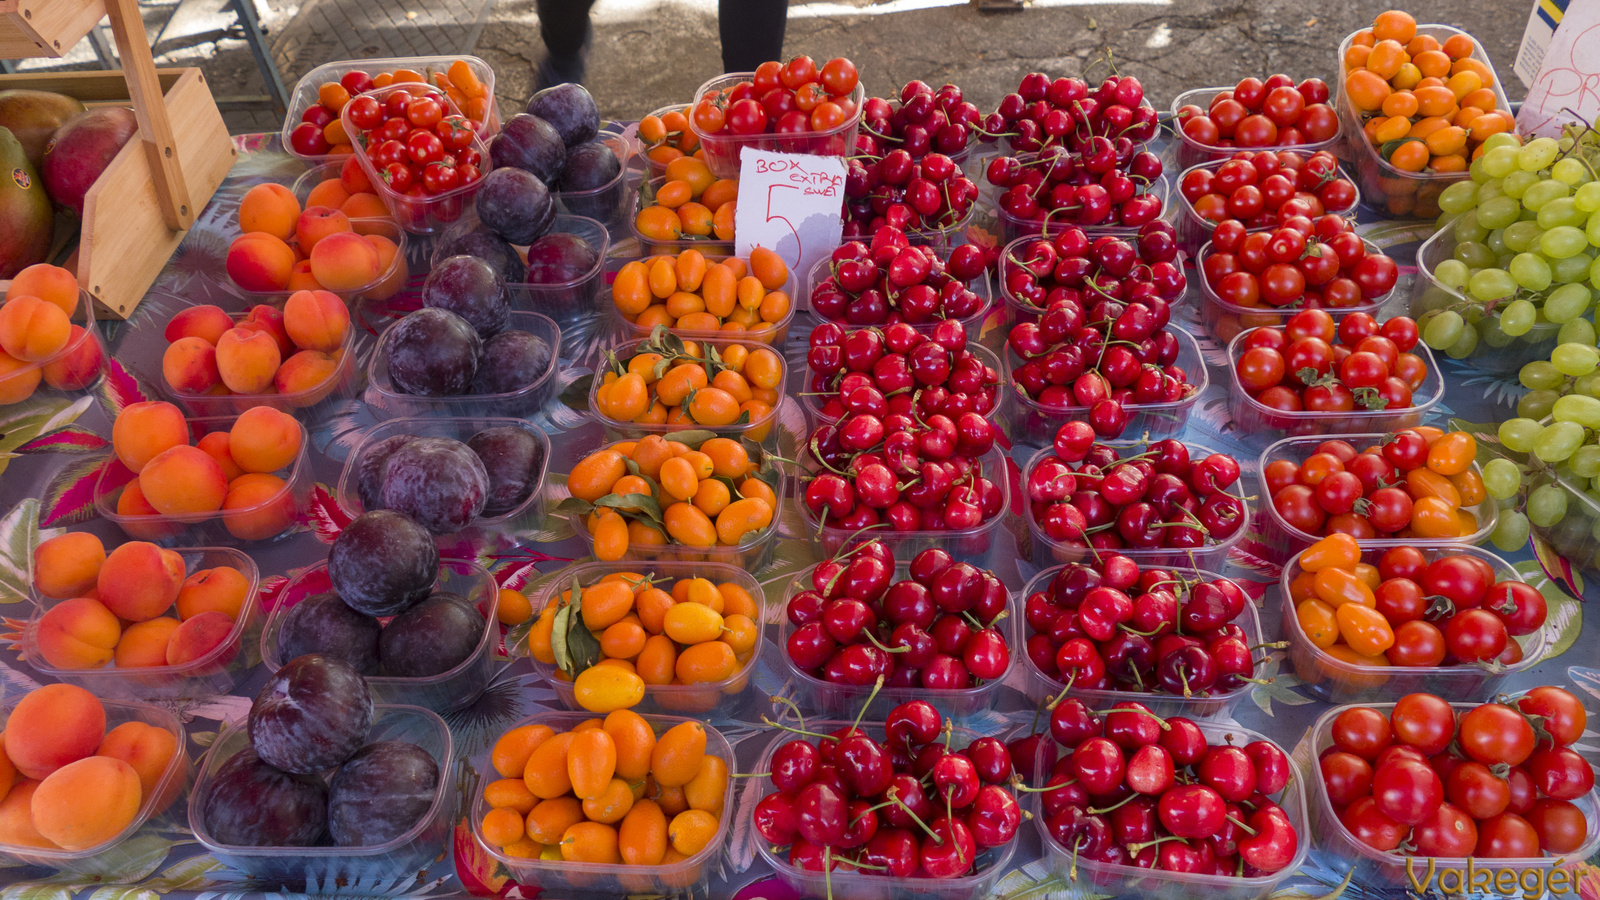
[
  {"xmin": 558, "ymin": 374, "xmax": 594, "ymax": 413},
  {"xmin": 566, "ymin": 614, "xmax": 602, "ymax": 676},
  {"xmin": 551, "ymin": 578, "xmax": 576, "ymax": 674},
  {"xmin": 553, "ymin": 496, "xmax": 595, "ymax": 517},
  {"xmin": 595, "ymin": 492, "xmax": 663, "ymax": 525},
  {"xmin": 1514, "ymin": 558, "xmax": 1583, "ymax": 660},
  {"xmin": 669, "ymin": 429, "xmax": 718, "ymax": 450}
]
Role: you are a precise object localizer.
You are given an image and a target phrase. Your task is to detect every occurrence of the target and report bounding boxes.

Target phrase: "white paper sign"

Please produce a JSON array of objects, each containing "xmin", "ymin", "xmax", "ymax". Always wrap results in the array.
[
  {"xmin": 733, "ymin": 149, "xmax": 846, "ymax": 298},
  {"xmin": 1515, "ymin": 0, "xmax": 1600, "ymax": 138}
]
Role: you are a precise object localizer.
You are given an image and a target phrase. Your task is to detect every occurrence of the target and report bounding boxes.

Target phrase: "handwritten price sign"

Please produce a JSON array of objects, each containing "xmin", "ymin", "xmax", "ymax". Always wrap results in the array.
[
  {"xmin": 733, "ymin": 149, "xmax": 846, "ymax": 297},
  {"xmin": 1515, "ymin": 0, "xmax": 1600, "ymax": 138}
]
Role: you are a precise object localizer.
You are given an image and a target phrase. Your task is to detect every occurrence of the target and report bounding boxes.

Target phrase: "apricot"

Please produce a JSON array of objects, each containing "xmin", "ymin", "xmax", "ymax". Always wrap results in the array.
[
  {"xmin": 7, "ymin": 264, "xmax": 79, "ymax": 317},
  {"xmin": 196, "ymin": 430, "xmax": 245, "ymax": 481},
  {"xmin": 114, "ymin": 480, "xmax": 182, "ymax": 542},
  {"xmin": 32, "ymin": 531, "xmax": 105, "ymax": 599},
  {"xmin": 275, "ymin": 349, "xmax": 339, "ymax": 396},
  {"xmin": 114, "ymin": 617, "xmax": 180, "ymax": 668},
  {"xmin": 238, "ymin": 183, "xmax": 301, "ymax": 241},
  {"xmin": 111, "ymin": 401, "xmax": 189, "ymax": 473},
  {"xmin": 139, "ymin": 445, "xmax": 228, "ymax": 515},
  {"xmin": 214, "ymin": 327, "xmax": 282, "ymax": 394},
  {"xmin": 222, "ymin": 473, "xmax": 294, "ymax": 540},
  {"xmin": 35, "ymin": 597, "xmax": 121, "ymax": 670},
  {"xmin": 164, "ymin": 304, "xmax": 233, "ymax": 345},
  {"xmin": 0, "ymin": 295, "xmax": 71, "ymax": 361},
  {"xmin": 287, "ymin": 259, "xmax": 323, "ymax": 292},
  {"xmin": 229, "ymin": 407, "xmax": 302, "ymax": 473},
  {"xmin": 166, "ymin": 610, "xmax": 235, "ymax": 665},
  {"xmin": 306, "ymin": 178, "xmax": 350, "ymax": 211},
  {"xmin": 0, "ymin": 781, "xmax": 55, "ymax": 848},
  {"xmin": 342, "ymin": 193, "xmax": 390, "ymax": 225},
  {"xmin": 4, "ymin": 683, "xmax": 105, "ymax": 779},
  {"xmin": 364, "ymin": 234, "xmax": 406, "ymax": 300},
  {"xmin": 162, "ymin": 336, "xmax": 222, "ymax": 394},
  {"xmin": 97, "ymin": 721, "xmax": 178, "ymax": 799},
  {"xmin": 98, "ymin": 542, "xmax": 185, "ymax": 622},
  {"xmin": 239, "ymin": 304, "xmax": 295, "ymax": 358},
  {"xmin": 0, "ymin": 734, "xmax": 13, "ymax": 804},
  {"xmin": 0, "ymin": 350, "xmax": 41, "ymax": 404},
  {"xmin": 32, "ymin": 755, "xmax": 142, "ymax": 850},
  {"xmin": 41, "ymin": 325, "xmax": 104, "ymax": 390},
  {"xmin": 309, "ymin": 232, "xmax": 381, "ymax": 291},
  {"xmin": 226, "ymin": 232, "xmax": 296, "ymax": 292},
  {"xmin": 296, "ymin": 205, "xmax": 351, "ymax": 253},
  {"xmin": 177, "ymin": 565, "xmax": 249, "ymax": 621},
  {"xmin": 283, "ymin": 289, "xmax": 349, "ymax": 352}
]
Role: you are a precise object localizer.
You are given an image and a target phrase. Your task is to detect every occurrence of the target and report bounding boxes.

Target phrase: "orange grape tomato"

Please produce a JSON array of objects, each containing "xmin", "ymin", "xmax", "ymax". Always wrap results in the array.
[
  {"xmin": 1405, "ymin": 468, "xmax": 1462, "ymax": 508},
  {"xmin": 1297, "ymin": 599, "xmax": 1340, "ymax": 650},
  {"xmin": 1450, "ymin": 469, "xmax": 1486, "ymax": 507},
  {"xmin": 1426, "ymin": 431, "xmax": 1476, "ymax": 476},
  {"xmin": 1336, "ymin": 603, "xmax": 1396, "ymax": 657},
  {"xmin": 1409, "ymin": 496, "xmax": 1460, "ymax": 538},
  {"xmin": 1289, "ymin": 571, "xmax": 1319, "ymax": 604},
  {"xmin": 1313, "ymin": 567, "xmax": 1377, "ymax": 609},
  {"xmin": 1299, "ymin": 533, "xmax": 1361, "ymax": 572}
]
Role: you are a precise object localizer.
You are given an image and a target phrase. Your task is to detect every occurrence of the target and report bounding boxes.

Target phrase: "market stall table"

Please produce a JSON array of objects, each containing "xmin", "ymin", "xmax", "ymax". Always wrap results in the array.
[{"xmin": 0, "ymin": 125, "xmax": 1591, "ymax": 900}]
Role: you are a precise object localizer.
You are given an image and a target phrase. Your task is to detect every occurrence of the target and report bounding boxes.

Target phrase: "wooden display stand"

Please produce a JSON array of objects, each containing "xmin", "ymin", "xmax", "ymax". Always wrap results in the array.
[{"xmin": 1, "ymin": 0, "xmax": 233, "ymax": 319}]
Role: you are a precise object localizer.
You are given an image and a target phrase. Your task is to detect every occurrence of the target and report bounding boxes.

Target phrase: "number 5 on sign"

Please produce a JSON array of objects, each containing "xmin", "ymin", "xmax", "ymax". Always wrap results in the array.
[{"xmin": 734, "ymin": 149, "xmax": 846, "ymax": 297}]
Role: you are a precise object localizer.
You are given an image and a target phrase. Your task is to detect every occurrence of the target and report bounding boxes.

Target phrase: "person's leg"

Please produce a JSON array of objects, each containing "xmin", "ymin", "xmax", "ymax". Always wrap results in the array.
[
  {"xmin": 718, "ymin": 0, "xmax": 787, "ymax": 72},
  {"xmin": 535, "ymin": 0, "xmax": 599, "ymax": 88}
]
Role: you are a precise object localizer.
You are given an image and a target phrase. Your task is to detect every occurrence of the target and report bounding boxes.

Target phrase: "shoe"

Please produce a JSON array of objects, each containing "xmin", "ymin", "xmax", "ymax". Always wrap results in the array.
[
  {"xmin": 535, "ymin": 23, "xmax": 592, "ymax": 90},
  {"xmin": 535, "ymin": 53, "xmax": 585, "ymax": 91}
]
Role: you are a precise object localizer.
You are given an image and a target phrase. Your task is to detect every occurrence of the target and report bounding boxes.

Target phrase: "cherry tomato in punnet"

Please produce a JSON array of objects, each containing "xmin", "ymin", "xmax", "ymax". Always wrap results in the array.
[
  {"xmin": 1516, "ymin": 687, "xmax": 1586, "ymax": 748},
  {"xmin": 1459, "ymin": 704, "xmax": 1536, "ymax": 767},
  {"xmin": 1332, "ymin": 706, "xmax": 1393, "ymax": 760},
  {"xmin": 1390, "ymin": 693, "xmax": 1456, "ymax": 754}
]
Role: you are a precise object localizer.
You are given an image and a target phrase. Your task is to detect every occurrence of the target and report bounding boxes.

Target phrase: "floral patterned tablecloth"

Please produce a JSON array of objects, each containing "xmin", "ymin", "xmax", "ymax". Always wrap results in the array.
[{"xmin": 0, "ymin": 132, "xmax": 1594, "ymax": 900}]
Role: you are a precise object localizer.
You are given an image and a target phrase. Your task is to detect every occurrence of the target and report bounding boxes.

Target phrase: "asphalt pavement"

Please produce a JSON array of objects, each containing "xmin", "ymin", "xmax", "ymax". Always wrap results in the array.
[
  {"xmin": 13, "ymin": 0, "xmax": 1535, "ymax": 135},
  {"xmin": 477, "ymin": 0, "xmax": 1533, "ymax": 123}
]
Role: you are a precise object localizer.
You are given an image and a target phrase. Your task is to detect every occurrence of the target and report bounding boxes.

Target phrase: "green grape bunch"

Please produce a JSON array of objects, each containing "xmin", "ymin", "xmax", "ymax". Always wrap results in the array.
[
  {"xmin": 1489, "ymin": 375, "xmax": 1600, "ymax": 567},
  {"xmin": 1412, "ymin": 130, "xmax": 1600, "ymax": 360}
]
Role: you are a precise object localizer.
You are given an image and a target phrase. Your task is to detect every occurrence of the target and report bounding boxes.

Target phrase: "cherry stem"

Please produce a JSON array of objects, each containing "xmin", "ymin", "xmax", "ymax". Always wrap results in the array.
[
  {"xmin": 1248, "ymin": 641, "xmax": 1289, "ymax": 653},
  {"xmin": 1088, "ymin": 791, "xmax": 1141, "ymax": 815},
  {"xmin": 1127, "ymin": 835, "xmax": 1186, "ymax": 855},
  {"xmin": 852, "ymin": 798, "xmax": 897, "ymax": 825},
  {"xmin": 893, "ymin": 793, "xmax": 945, "ymax": 845},
  {"xmin": 862, "ymin": 628, "xmax": 908, "ymax": 654},
  {"xmin": 1114, "ymin": 706, "xmax": 1171, "ymax": 730},
  {"xmin": 760, "ymin": 716, "xmax": 839, "ymax": 741},
  {"xmin": 851, "ymin": 674, "xmax": 886, "ymax": 733},
  {"xmin": 1028, "ymin": 693, "xmax": 1049, "ymax": 736},
  {"xmin": 1227, "ymin": 814, "xmax": 1258, "ymax": 836},
  {"xmin": 1010, "ymin": 775, "xmax": 1076, "ymax": 794},
  {"xmin": 768, "ymin": 695, "xmax": 809, "ymax": 735}
]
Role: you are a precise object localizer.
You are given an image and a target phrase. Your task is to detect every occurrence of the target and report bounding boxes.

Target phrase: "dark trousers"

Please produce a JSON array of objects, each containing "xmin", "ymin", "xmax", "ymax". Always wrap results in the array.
[{"xmin": 534, "ymin": 0, "xmax": 788, "ymax": 72}]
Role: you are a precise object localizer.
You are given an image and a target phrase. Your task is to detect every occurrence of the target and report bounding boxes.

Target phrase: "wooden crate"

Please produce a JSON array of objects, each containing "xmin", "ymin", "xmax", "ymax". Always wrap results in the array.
[
  {"xmin": 1, "ymin": 0, "xmax": 237, "ymax": 320},
  {"xmin": 0, "ymin": 0, "xmax": 104, "ymax": 57},
  {"xmin": 0, "ymin": 68, "xmax": 235, "ymax": 318}
]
